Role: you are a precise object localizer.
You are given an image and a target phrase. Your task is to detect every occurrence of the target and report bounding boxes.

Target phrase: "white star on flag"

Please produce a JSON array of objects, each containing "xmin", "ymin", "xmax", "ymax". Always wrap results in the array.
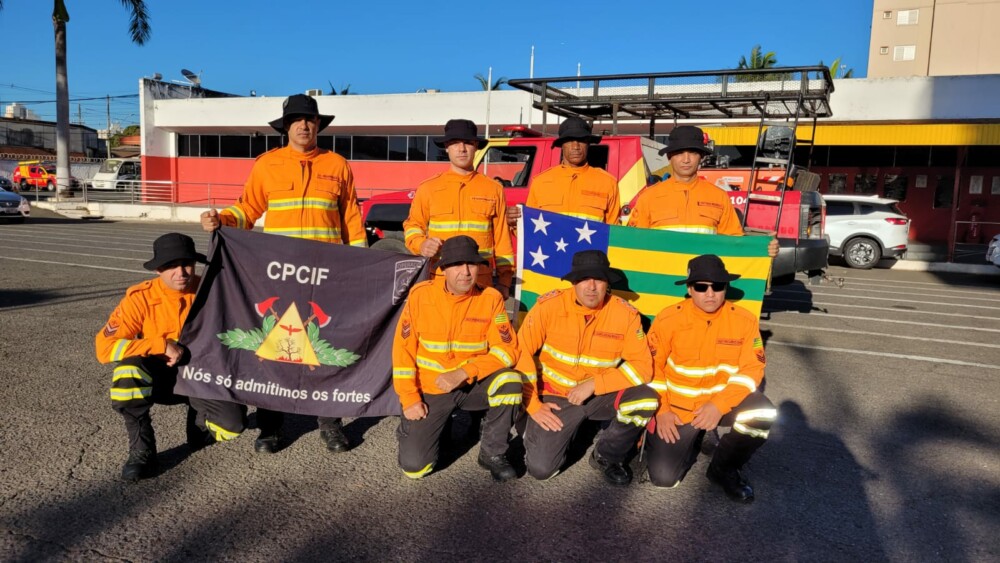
[
  {"xmin": 554, "ymin": 238, "xmax": 568, "ymax": 252},
  {"xmin": 530, "ymin": 245, "xmax": 549, "ymax": 268},
  {"xmin": 531, "ymin": 213, "xmax": 552, "ymax": 235},
  {"xmin": 576, "ymin": 222, "xmax": 596, "ymax": 243}
]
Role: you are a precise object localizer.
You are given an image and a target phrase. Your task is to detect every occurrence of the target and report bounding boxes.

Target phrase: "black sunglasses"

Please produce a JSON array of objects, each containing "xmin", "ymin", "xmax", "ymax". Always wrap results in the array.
[{"xmin": 690, "ymin": 281, "xmax": 728, "ymax": 293}]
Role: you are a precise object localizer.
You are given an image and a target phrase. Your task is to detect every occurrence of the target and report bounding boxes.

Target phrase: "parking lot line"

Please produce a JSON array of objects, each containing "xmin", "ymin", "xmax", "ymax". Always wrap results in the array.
[
  {"xmin": 765, "ymin": 297, "xmax": 1000, "ymax": 321},
  {"xmin": 767, "ymin": 340, "xmax": 1000, "ymax": 370},
  {"xmin": 761, "ymin": 321, "xmax": 1000, "ymax": 349},
  {"xmin": 0, "ymin": 256, "xmax": 147, "ymax": 274},
  {"xmin": 765, "ymin": 311, "xmax": 1000, "ymax": 333}
]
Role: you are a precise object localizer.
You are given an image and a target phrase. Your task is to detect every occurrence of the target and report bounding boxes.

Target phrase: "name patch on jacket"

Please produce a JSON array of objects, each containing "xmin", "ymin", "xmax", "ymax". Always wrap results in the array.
[
  {"xmin": 581, "ymin": 190, "xmax": 605, "ymax": 198},
  {"xmin": 465, "ymin": 317, "xmax": 489, "ymax": 324},
  {"xmin": 317, "ymin": 174, "xmax": 340, "ymax": 182},
  {"xmin": 595, "ymin": 331, "xmax": 623, "ymax": 341},
  {"xmin": 471, "ymin": 196, "xmax": 496, "ymax": 204},
  {"xmin": 698, "ymin": 201, "xmax": 723, "ymax": 209},
  {"xmin": 717, "ymin": 338, "xmax": 743, "ymax": 346}
]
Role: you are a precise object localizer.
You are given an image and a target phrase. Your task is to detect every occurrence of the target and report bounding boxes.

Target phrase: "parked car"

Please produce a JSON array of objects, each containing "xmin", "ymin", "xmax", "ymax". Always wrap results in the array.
[
  {"xmin": 90, "ymin": 157, "xmax": 141, "ymax": 191},
  {"xmin": 987, "ymin": 234, "xmax": 1000, "ymax": 268},
  {"xmin": 0, "ymin": 176, "xmax": 13, "ymax": 191},
  {"xmin": 12, "ymin": 161, "xmax": 80, "ymax": 191},
  {"xmin": 0, "ymin": 187, "xmax": 30, "ymax": 223},
  {"xmin": 824, "ymin": 194, "xmax": 910, "ymax": 269}
]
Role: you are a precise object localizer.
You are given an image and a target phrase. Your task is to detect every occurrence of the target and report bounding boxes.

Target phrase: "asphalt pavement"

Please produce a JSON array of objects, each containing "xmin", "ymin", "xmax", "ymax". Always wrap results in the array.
[{"xmin": 1, "ymin": 212, "xmax": 998, "ymax": 562}]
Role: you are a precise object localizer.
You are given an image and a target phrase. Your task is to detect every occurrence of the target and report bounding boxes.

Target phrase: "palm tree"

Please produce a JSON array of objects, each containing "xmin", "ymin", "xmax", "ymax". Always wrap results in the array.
[
  {"xmin": 735, "ymin": 45, "xmax": 789, "ymax": 82},
  {"xmin": 474, "ymin": 73, "xmax": 507, "ymax": 91},
  {"xmin": 0, "ymin": 1, "xmax": 150, "ymax": 196},
  {"xmin": 327, "ymin": 81, "xmax": 353, "ymax": 95},
  {"xmin": 829, "ymin": 57, "xmax": 854, "ymax": 79}
]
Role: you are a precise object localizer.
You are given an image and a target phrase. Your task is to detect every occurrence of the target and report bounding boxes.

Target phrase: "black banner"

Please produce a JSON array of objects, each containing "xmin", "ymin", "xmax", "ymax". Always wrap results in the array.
[{"xmin": 178, "ymin": 228, "xmax": 427, "ymax": 417}]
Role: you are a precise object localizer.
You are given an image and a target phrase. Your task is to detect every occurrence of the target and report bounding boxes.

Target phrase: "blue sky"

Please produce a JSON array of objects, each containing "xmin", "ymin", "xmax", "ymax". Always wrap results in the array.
[{"xmin": 0, "ymin": 0, "xmax": 874, "ymax": 129}]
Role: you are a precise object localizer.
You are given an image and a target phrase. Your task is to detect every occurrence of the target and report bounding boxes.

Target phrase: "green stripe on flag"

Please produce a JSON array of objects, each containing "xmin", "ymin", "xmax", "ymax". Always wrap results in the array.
[{"xmin": 614, "ymin": 270, "xmax": 768, "ymax": 300}]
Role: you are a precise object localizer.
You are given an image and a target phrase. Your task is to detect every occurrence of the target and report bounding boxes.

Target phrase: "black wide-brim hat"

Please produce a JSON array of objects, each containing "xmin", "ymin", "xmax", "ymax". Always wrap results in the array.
[
  {"xmin": 437, "ymin": 235, "xmax": 489, "ymax": 270},
  {"xmin": 659, "ymin": 125, "xmax": 712, "ymax": 156},
  {"xmin": 433, "ymin": 119, "xmax": 488, "ymax": 150},
  {"xmin": 674, "ymin": 254, "xmax": 741, "ymax": 285},
  {"xmin": 561, "ymin": 249, "xmax": 623, "ymax": 284},
  {"xmin": 143, "ymin": 233, "xmax": 207, "ymax": 271},
  {"xmin": 553, "ymin": 116, "xmax": 601, "ymax": 147},
  {"xmin": 268, "ymin": 94, "xmax": 335, "ymax": 134}
]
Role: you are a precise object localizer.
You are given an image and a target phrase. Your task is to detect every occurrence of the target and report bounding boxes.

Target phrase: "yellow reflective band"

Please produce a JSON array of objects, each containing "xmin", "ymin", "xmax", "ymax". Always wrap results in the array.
[
  {"xmin": 267, "ymin": 197, "xmax": 339, "ymax": 211},
  {"xmin": 393, "ymin": 367, "xmax": 416, "ymax": 379},
  {"xmin": 668, "ymin": 356, "xmax": 738, "ymax": 377},
  {"xmin": 419, "ymin": 338, "xmax": 487, "ymax": 354},
  {"xmin": 113, "ymin": 365, "xmax": 152, "ymax": 385},
  {"xmin": 648, "ymin": 381, "xmax": 668, "ymax": 392},
  {"xmin": 666, "ymin": 381, "xmax": 726, "ymax": 397},
  {"xmin": 415, "ymin": 356, "xmax": 447, "ymax": 373},
  {"xmin": 543, "ymin": 343, "xmax": 618, "ymax": 369},
  {"xmin": 487, "ymin": 372, "xmax": 522, "ymax": 396},
  {"xmin": 736, "ymin": 408, "xmax": 778, "ymax": 422},
  {"xmin": 223, "ymin": 205, "xmax": 247, "ymax": 229},
  {"xmin": 489, "ymin": 394, "xmax": 523, "ymax": 407},
  {"xmin": 109, "ymin": 387, "xmax": 151, "ymax": 401},
  {"xmin": 616, "ymin": 413, "xmax": 652, "ymax": 427},
  {"xmin": 349, "ymin": 240, "xmax": 367, "ymax": 247},
  {"xmin": 488, "ymin": 347, "xmax": 514, "ymax": 367},
  {"xmin": 206, "ymin": 420, "xmax": 240, "ymax": 442},
  {"xmin": 727, "ymin": 374, "xmax": 758, "ymax": 392},
  {"xmin": 428, "ymin": 220, "xmax": 490, "ymax": 232},
  {"xmin": 541, "ymin": 364, "xmax": 578, "ymax": 388},
  {"xmin": 110, "ymin": 339, "xmax": 130, "ymax": 362},
  {"xmin": 654, "ymin": 225, "xmax": 717, "ymax": 234},
  {"xmin": 263, "ymin": 226, "xmax": 342, "ymax": 240},
  {"xmin": 523, "ymin": 372, "xmax": 538, "ymax": 382},
  {"xmin": 404, "ymin": 228, "xmax": 425, "ymax": 240},
  {"xmin": 495, "ymin": 256, "xmax": 515, "ymax": 267},
  {"xmin": 563, "ymin": 211, "xmax": 605, "ymax": 221},
  {"xmin": 618, "ymin": 399, "xmax": 659, "ymax": 414},
  {"xmin": 403, "ymin": 462, "xmax": 435, "ymax": 479},
  {"xmin": 618, "ymin": 362, "xmax": 643, "ymax": 386},
  {"xmin": 734, "ymin": 422, "xmax": 770, "ymax": 439}
]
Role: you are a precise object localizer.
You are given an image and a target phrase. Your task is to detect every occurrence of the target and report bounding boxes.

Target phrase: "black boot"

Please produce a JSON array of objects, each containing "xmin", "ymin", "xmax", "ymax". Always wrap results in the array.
[
  {"xmin": 254, "ymin": 432, "xmax": 282, "ymax": 454},
  {"xmin": 706, "ymin": 461, "xmax": 754, "ymax": 503},
  {"xmin": 121, "ymin": 449, "xmax": 157, "ymax": 483},
  {"xmin": 318, "ymin": 417, "xmax": 350, "ymax": 453},
  {"xmin": 707, "ymin": 431, "xmax": 766, "ymax": 503},
  {"xmin": 589, "ymin": 449, "xmax": 632, "ymax": 486},
  {"xmin": 478, "ymin": 452, "xmax": 517, "ymax": 482}
]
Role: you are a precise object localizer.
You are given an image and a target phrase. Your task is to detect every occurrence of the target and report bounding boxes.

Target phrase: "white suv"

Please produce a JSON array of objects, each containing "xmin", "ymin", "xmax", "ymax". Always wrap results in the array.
[{"xmin": 824, "ymin": 195, "xmax": 910, "ymax": 269}]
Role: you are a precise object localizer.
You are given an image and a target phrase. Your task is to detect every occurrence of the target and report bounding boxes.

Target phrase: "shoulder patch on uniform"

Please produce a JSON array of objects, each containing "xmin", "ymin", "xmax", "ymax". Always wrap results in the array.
[
  {"xmin": 537, "ymin": 289, "xmax": 563, "ymax": 303},
  {"xmin": 255, "ymin": 146, "xmax": 282, "ymax": 161},
  {"xmin": 612, "ymin": 295, "xmax": 639, "ymax": 313}
]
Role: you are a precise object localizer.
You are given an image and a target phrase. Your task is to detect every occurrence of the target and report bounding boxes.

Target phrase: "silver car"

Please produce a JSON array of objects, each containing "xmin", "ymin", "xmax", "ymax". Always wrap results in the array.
[{"xmin": 0, "ymin": 187, "xmax": 30, "ymax": 223}]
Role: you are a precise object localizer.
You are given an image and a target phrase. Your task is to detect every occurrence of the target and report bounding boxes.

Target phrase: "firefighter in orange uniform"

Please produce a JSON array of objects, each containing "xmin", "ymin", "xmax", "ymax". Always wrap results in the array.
[
  {"xmin": 645, "ymin": 254, "xmax": 777, "ymax": 502},
  {"xmin": 516, "ymin": 250, "xmax": 659, "ymax": 486},
  {"xmin": 200, "ymin": 94, "xmax": 365, "ymax": 455},
  {"xmin": 506, "ymin": 116, "xmax": 621, "ymax": 227},
  {"xmin": 392, "ymin": 236, "xmax": 522, "ymax": 481},
  {"xmin": 403, "ymin": 119, "xmax": 515, "ymax": 299},
  {"xmin": 627, "ymin": 126, "xmax": 779, "ymax": 257},
  {"xmin": 96, "ymin": 233, "xmax": 246, "ymax": 482}
]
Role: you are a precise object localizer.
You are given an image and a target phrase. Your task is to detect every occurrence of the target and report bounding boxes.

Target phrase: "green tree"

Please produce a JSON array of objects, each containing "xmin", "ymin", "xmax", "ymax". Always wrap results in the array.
[
  {"xmin": 735, "ymin": 45, "xmax": 790, "ymax": 82},
  {"xmin": 0, "ymin": 0, "xmax": 150, "ymax": 196},
  {"xmin": 474, "ymin": 73, "xmax": 508, "ymax": 91},
  {"xmin": 829, "ymin": 57, "xmax": 854, "ymax": 79},
  {"xmin": 109, "ymin": 124, "xmax": 140, "ymax": 148}
]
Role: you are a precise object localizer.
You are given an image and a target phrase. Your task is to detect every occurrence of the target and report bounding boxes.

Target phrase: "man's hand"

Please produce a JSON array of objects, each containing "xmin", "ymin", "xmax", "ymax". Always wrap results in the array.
[
  {"xmin": 201, "ymin": 208, "xmax": 221, "ymax": 232},
  {"xmin": 505, "ymin": 205, "xmax": 521, "ymax": 228},
  {"xmin": 530, "ymin": 402, "xmax": 563, "ymax": 432},
  {"xmin": 403, "ymin": 402, "xmax": 428, "ymax": 420},
  {"xmin": 767, "ymin": 235, "xmax": 779, "ymax": 259},
  {"xmin": 163, "ymin": 340, "xmax": 184, "ymax": 367},
  {"xmin": 435, "ymin": 368, "xmax": 468, "ymax": 393},
  {"xmin": 419, "ymin": 237, "xmax": 443, "ymax": 258},
  {"xmin": 566, "ymin": 379, "xmax": 595, "ymax": 406},
  {"xmin": 692, "ymin": 402, "xmax": 723, "ymax": 431},
  {"xmin": 655, "ymin": 411, "xmax": 683, "ymax": 443}
]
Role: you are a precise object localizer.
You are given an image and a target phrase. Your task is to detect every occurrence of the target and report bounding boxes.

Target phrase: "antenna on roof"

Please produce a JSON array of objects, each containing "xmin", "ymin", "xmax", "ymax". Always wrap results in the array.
[{"xmin": 180, "ymin": 69, "xmax": 201, "ymax": 87}]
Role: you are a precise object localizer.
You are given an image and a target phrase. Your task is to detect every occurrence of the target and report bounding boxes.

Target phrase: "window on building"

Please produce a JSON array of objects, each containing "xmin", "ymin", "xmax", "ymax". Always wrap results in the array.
[
  {"xmin": 855, "ymin": 173, "xmax": 878, "ymax": 195},
  {"xmin": 897, "ymin": 9, "xmax": 919, "ymax": 25},
  {"xmin": 316, "ymin": 135, "xmax": 334, "ymax": 150},
  {"xmin": 884, "ymin": 174, "xmax": 908, "ymax": 201},
  {"xmin": 267, "ymin": 135, "xmax": 283, "ymax": 151},
  {"xmin": 388, "ymin": 136, "xmax": 408, "ymax": 161},
  {"xmin": 352, "ymin": 136, "xmax": 389, "ymax": 160},
  {"xmin": 178, "ymin": 135, "xmax": 198, "ymax": 157},
  {"xmin": 200, "ymin": 135, "xmax": 220, "ymax": 158},
  {"xmin": 827, "ymin": 173, "xmax": 847, "ymax": 194},
  {"xmin": 894, "ymin": 146, "xmax": 931, "ymax": 167},
  {"xmin": 334, "ymin": 136, "xmax": 352, "ymax": 159},
  {"xmin": 220, "ymin": 135, "xmax": 250, "ymax": 158},
  {"xmin": 933, "ymin": 175, "xmax": 954, "ymax": 209},
  {"xmin": 880, "ymin": 46, "xmax": 889, "ymax": 55},
  {"xmin": 882, "ymin": 10, "xmax": 892, "ymax": 19},
  {"xmin": 426, "ymin": 141, "xmax": 449, "ymax": 162},
  {"xmin": 250, "ymin": 135, "xmax": 267, "ymax": 157},
  {"xmin": 407, "ymin": 136, "xmax": 427, "ymax": 161},
  {"xmin": 893, "ymin": 45, "xmax": 916, "ymax": 61}
]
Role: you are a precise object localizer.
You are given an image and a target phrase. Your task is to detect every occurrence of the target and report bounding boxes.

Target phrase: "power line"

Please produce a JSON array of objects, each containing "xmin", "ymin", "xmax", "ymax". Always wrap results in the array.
[{"xmin": 2, "ymin": 94, "xmax": 139, "ymax": 105}]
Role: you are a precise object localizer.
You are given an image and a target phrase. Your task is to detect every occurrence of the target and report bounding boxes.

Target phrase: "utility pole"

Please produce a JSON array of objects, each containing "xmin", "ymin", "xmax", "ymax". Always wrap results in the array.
[
  {"xmin": 77, "ymin": 103, "xmax": 82, "ymax": 125},
  {"xmin": 106, "ymin": 94, "xmax": 112, "ymax": 159}
]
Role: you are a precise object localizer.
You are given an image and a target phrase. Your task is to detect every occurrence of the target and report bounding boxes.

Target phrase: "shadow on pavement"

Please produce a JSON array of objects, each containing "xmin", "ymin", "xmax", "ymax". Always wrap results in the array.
[{"xmin": 762, "ymin": 279, "xmax": 826, "ymax": 316}]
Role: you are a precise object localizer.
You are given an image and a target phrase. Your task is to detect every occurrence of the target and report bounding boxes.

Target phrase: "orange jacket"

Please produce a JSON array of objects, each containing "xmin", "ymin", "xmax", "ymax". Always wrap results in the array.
[
  {"xmin": 219, "ymin": 146, "xmax": 367, "ymax": 246},
  {"xmin": 526, "ymin": 164, "xmax": 621, "ymax": 224},
  {"xmin": 392, "ymin": 278, "xmax": 520, "ymax": 410},
  {"xmin": 515, "ymin": 289, "xmax": 653, "ymax": 415},
  {"xmin": 647, "ymin": 299, "xmax": 765, "ymax": 423},
  {"xmin": 95, "ymin": 277, "xmax": 198, "ymax": 364},
  {"xmin": 403, "ymin": 170, "xmax": 514, "ymax": 288},
  {"xmin": 627, "ymin": 176, "xmax": 743, "ymax": 235}
]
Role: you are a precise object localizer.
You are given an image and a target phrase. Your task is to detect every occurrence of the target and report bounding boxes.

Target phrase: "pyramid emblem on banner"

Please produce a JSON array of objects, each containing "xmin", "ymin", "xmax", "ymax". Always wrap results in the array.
[{"xmin": 256, "ymin": 302, "xmax": 320, "ymax": 366}]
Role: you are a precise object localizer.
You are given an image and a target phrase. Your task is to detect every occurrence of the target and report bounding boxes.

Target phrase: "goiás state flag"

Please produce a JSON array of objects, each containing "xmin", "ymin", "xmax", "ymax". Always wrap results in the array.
[
  {"xmin": 515, "ymin": 206, "xmax": 771, "ymax": 321},
  {"xmin": 178, "ymin": 228, "xmax": 427, "ymax": 417}
]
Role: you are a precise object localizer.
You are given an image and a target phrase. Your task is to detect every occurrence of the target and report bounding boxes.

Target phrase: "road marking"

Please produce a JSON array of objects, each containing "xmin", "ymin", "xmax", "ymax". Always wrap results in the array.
[
  {"xmin": 806, "ymin": 274, "xmax": 998, "ymax": 294},
  {"xmin": 769, "ymin": 291, "xmax": 1000, "ymax": 311},
  {"xmin": 4, "ymin": 248, "xmax": 145, "ymax": 261},
  {"xmin": 764, "ymin": 297, "xmax": 1000, "ymax": 321},
  {"xmin": 0, "ymin": 256, "xmax": 147, "ymax": 274},
  {"xmin": 0, "ymin": 238, "xmax": 150, "ymax": 253},
  {"xmin": 0, "ymin": 231, "xmax": 159, "ymax": 249},
  {"xmin": 761, "ymin": 321, "xmax": 1000, "ymax": 348},
  {"xmin": 774, "ymin": 285, "xmax": 1000, "ymax": 303},
  {"xmin": 765, "ymin": 310, "xmax": 1000, "ymax": 333},
  {"xmin": 767, "ymin": 340, "xmax": 1000, "ymax": 370}
]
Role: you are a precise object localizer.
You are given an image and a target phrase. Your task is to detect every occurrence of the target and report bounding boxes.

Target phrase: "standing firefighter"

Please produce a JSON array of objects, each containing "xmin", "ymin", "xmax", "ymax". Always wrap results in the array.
[
  {"xmin": 645, "ymin": 254, "xmax": 777, "ymax": 502},
  {"xmin": 392, "ymin": 236, "xmax": 522, "ymax": 481},
  {"xmin": 96, "ymin": 233, "xmax": 246, "ymax": 482},
  {"xmin": 200, "ymin": 93, "xmax": 366, "ymax": 455},
  {"xmin": 516, "ymin": 250, "xmax": 659, "ymax": 486},
  {"xmin": 403, "ymin": 119, "xmax": 515, "ymax": 299}
]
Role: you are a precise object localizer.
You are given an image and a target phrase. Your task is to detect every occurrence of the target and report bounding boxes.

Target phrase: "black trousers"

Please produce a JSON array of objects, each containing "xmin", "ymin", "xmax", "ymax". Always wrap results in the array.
[
  {"xmin": 255, "ymin": 410, "xmax": 342, "ymax": 435},
  {"xmin": 110, "ymin": 356, "xmax": 246, "ymax": 452},
  {"xmin": 646, "ymin": 391, "xmax": 775, "ymax": 487},
  {"xmin": 524, "ymin": 385, "xmax": 659, "ymax": 480},
  {"xmin": 396, "ymin": 369, "xmax": 522, "ymax": 478}
]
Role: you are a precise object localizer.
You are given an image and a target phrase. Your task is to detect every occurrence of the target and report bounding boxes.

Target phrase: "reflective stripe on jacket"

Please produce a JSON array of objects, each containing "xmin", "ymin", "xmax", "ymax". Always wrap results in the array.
[
  {"xmin": 515, "ymin": 289, "xmax": 653, "ymax": 415},
  {"xmin": 647, "ymin": 299, "xmax": 765, "ymax": 423},
  {"xmin": 526, "ymin": 164, "xmax": 621, "ymax": 224},
  {"xmin": 392, "ymin": 278, "xmax": 520, "ymax": 410},
  {"xmin": 95, "ymin": 277, "xmax": 197, "ymax": 364},
  {"xmin": 219, "ymin": 146, "xmax": 367, "ymax": 246},
  {"xmin": 627, "ymin": 176, "xmax": 743, "ymax": 235},
  {"xmin": 402, "ymin": 170, "xmax": 514, "ymax": 288}
]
